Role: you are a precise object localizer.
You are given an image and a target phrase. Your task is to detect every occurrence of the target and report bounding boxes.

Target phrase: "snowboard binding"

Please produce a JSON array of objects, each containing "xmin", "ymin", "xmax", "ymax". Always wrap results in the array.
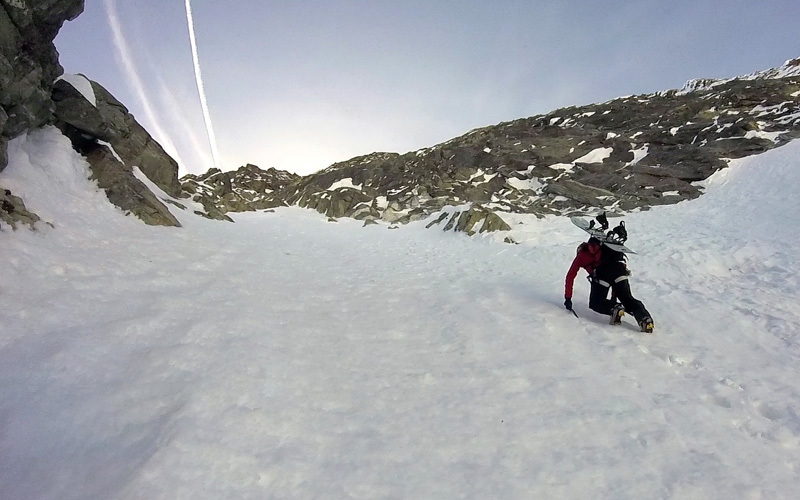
[
  {"xmin": 588, "ymin": 212, "xmax": 628, "ymax": 245},
  {"xmin": 607, "ymin": 221, "xmax": 627, "ymax": 244},
  {"xmin": 589, "ymin": 212, "xmax": 610, "ymax": 232}
]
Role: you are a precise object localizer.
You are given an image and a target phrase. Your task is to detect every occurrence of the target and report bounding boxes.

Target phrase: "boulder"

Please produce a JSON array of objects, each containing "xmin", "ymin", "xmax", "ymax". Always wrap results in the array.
[
  {"xmin": 0, "ymin": 187, "xmax": 41, "ymax": 229},
  {"xmin": 430, "ymin": 206, "xmax": 511, "ymax": 235}
]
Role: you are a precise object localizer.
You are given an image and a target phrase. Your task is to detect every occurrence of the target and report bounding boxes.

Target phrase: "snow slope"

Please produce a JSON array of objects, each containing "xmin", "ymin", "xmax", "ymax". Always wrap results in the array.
[{"xmin": 1, "ymin": 127, "xmax": 799, "ymax": 499}]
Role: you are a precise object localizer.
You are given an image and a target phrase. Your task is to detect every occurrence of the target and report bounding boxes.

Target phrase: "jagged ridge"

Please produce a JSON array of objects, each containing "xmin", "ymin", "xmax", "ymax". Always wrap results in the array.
[{"xmin": 182, "ymin": 58, "xmax": 800, "ymax": 235}]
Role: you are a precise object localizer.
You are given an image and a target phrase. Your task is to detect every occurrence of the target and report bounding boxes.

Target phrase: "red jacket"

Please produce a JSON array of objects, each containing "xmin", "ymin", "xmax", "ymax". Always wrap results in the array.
[{"xmin": 565, "ymin": 242, "xmax": 602, "ymax": 299}]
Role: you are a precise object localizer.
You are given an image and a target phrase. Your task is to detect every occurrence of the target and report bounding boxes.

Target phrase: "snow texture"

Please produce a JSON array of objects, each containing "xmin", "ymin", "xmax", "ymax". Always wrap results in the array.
[
  {"xmin": 1, "ymin": 127, "xmax": 800, "ymax": 499},
  {"xmin": 574, "ymin": 147, "xmax": 613, "ymax": 164},
  {"xmin": 327, "ymin": 178, "xmax": 362, "ymax": 191},
  {"xmin": 55, "ymin": 73, "xmax": 97, "ymax": 107}
]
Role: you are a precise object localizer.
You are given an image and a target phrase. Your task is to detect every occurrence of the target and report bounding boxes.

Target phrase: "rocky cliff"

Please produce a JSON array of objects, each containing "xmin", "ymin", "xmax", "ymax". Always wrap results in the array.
[
  {"xmin": 1, "ymin": 0, "xmax": 183, "ymax": 228},
  {"xmin": 51, "ymin": 75, "xmax": 182, "ymax": 226},
  {"xmin": 0, "ymin": 0, "xmax": 82, "ymax": 160}
]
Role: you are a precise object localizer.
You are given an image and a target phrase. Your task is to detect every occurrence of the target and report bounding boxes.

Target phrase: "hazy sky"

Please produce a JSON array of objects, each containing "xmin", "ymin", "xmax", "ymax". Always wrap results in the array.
[{"xmin": 54, "ymin": 0, "xmax": 800, "ymax": 176}]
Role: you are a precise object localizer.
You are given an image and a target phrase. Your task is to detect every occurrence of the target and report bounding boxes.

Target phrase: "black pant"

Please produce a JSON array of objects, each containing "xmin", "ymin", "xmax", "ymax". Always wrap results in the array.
[{"xmin": 589, "ymin": 261, "xmax": 651, "ymax": 323}]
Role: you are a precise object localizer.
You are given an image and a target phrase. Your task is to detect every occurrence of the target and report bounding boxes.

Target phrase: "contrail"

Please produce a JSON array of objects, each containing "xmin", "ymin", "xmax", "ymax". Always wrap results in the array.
[
  {"xmin": 154, "ymin": 72, "xmax": 215, "ymax": 170},
  {"xmin": 184, "ymin": 0, "xmax": 222, "ymax": 170},
  {"xmin": 102, "ymin": 0, "xmax": 187, "ymax": 170}
]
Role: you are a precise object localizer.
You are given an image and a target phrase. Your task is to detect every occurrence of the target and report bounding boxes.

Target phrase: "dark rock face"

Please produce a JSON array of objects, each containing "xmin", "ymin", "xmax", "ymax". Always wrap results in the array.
[
  {"xmin": 2, "ymin": 1, "xmax": 185, "ymax": 229},
  {"xmin": 51, "ymin": 77, "xmax": 112, "ymax": 142},
  {"xmin": 0, "ymin": 0, "xmax": 90, "ymax": 232},
  {"xmin": 84, "ymin": 145, "xmax": 181, "ymax": 227},
  {"xmin": 187, "ymin": 60, "xmax": 800, "ymax": 235},
  {"xmin": 50, "ymin": 77, "xmax": 183, "ymax": 199},
  {"xmin": 0, "ymin": 0, "xmax": 186, "ymax": 228},
  {"xmin": 44, "ymin": 75, "xmax": 183, "ymax": 227},
  {"xmin": 0, "ymin": 0, "xmax": 84, "ymax": 171},
  {"xmin": 87, "ymin": 80, "xmax": 182, "ymax": 197}
]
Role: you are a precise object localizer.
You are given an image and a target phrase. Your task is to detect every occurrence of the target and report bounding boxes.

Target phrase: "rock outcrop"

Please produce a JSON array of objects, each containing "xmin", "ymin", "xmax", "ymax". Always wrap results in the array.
[
  {"xmin": 83, "ymin": 145, "xmax": 181, "ymax": 227},
  {"xmin": 50, "ymin": 75, "xmax": 183, "ymax": 226},
  {"xmin": 0, "ymin": 0, "xmax": 83, "ymax": 171},
  {"xmin": 0, "ymin": 187, "xmax": 40, "ymax": 229},
  {"xmin": 86, "ymin": 80, "xmax": 182, "ymax": 198},
  {"xmin": 1, "ymin": 0, "xmax": 185, "ymax": 228},
  {"xmin": 180, "ymin": 164, "xmax": 299, "ymax": 221}
]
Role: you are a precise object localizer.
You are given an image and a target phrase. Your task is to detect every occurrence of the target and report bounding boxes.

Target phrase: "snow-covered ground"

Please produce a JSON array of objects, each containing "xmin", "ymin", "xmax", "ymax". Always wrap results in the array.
[{"xmin": 1, "ymin": 127, "xmax": 799, "ymax": 499}]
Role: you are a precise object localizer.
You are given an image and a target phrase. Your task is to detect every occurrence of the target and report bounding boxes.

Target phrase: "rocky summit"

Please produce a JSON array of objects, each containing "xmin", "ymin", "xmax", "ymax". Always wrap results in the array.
[{"xmin": 183, "ymin": 58, "xmax": 800, "ymax": 235}]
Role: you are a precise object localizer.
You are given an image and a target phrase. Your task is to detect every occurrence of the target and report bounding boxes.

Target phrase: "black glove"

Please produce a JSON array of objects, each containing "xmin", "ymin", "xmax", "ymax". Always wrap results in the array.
[{"xmin": 564, "ymin": 297, "xmax": 573, "ymax": 310}]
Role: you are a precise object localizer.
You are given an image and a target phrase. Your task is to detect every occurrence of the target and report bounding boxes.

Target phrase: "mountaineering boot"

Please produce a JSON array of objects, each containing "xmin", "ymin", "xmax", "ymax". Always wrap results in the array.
[
  {"xmin": 610, "ymin": 304, "xmax": 625, "ymax": 325},
  {"xmin": 639, "ymin": 316, "xmax": 655, "ymax": 333}
]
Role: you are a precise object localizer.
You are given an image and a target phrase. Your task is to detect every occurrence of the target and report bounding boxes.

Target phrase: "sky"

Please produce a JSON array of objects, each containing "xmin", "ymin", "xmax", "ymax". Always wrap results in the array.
[
  {"xmin": 2, "ymin": 126, "xmax": 800, "ymax": 497},
  {"xmin": 53, "ymin": 0, "xmax": 800, "ymax": 176}
]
